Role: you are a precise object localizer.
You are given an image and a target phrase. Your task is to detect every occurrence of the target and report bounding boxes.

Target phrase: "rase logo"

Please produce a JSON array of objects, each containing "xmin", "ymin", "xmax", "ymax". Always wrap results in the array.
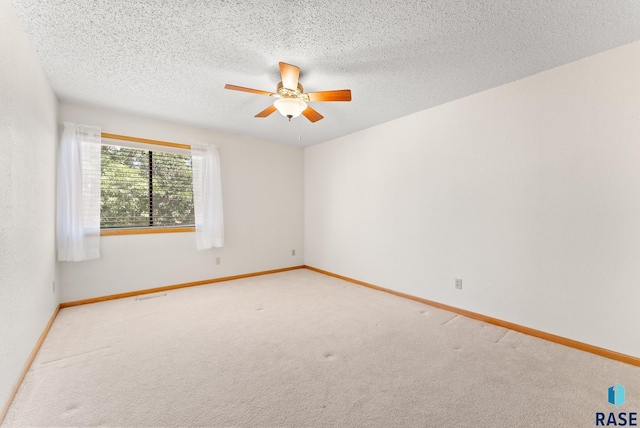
[
  {"xmin": 609, "ymin": 384, "xmax": 626, "ymax": 408},
  {"xmin": 596, "ymin": 383, "xmax": 637, "ymax": 426}
]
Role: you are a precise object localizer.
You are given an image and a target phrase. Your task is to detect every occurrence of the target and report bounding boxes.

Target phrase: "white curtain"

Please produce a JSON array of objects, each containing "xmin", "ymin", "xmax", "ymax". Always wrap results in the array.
[
  {"xmin": 191, "ymin": 142, "xmax": 224, "ymax": 249},
  {"xmin": 56, "ymin": 122, "xmax": 102, "ymax": 261}
]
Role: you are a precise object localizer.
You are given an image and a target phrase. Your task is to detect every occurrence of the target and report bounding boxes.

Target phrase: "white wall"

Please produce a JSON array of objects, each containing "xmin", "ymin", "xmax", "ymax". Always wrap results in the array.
[
  {"xmin": 0, "ymin": 0, "xmax": 59, "ymax": 411},
  {"xmin": 305, "ymin": 41, "xmax": 640, "ymax": 358},
  {"xmin": 58, "ymin": 102, "xmax": 304, "ymax": 302}
]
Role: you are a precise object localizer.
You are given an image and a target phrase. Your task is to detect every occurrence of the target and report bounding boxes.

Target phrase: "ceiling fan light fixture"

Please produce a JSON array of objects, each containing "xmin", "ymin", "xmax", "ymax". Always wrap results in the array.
[{"xmin": 274, "ymin": 97, "xmax": 307, "ymax": 120}]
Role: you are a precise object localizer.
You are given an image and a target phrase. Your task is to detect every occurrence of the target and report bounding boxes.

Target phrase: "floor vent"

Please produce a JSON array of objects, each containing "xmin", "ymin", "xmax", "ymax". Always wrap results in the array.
[{"xmin": 135, "ymin": 293, "xmax": 167, "ymax": 301}]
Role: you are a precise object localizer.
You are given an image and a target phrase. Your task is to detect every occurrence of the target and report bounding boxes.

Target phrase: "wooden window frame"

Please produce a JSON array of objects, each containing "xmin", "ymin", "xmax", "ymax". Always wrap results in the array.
[{"xmin": 99, "ymin": 132, "xmax": 195, "ymax": 237}]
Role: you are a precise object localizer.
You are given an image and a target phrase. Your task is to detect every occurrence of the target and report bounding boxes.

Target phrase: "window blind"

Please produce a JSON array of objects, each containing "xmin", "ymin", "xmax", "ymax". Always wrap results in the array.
[{"xmin": 100, "ymin": 144, "xmax": 195, "ymax": 229}]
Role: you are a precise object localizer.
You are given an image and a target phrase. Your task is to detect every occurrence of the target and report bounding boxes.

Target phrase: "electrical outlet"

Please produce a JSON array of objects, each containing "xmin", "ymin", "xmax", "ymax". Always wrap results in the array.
[
  {"xmin": 292, "ymin": 249, "xmax": 296, "ymax": 256},
  {"xmin": 455, "ymin": 278, "xmax": 463, "ymax": 290},
  {"xmin": 216, "ymin": 257, "xmax": 221, "ymax": 265}
]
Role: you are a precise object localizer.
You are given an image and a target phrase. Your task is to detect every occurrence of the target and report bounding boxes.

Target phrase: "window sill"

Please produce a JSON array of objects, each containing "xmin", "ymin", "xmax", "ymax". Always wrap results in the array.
[{"xmin": 101, "ymin": 227, "xmax": 195, "ymax": 236}]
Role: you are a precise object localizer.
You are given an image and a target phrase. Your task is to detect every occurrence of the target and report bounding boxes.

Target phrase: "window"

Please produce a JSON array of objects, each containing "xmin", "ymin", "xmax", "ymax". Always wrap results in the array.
[{"xmin": 100, "ymin": 140, "xmax": 195, "ymax": 232}]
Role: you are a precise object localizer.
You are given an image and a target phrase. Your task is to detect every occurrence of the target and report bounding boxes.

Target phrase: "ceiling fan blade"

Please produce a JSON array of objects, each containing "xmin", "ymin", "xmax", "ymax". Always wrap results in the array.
[
  {"xmin": 301, "ymin": 106, "xmax": 324, "ymax": 123},
  {"xmin": 279, "ymin": 62, "xmax": 300, "ymax": 91},
  {"xmin": 255, "ymin": 105, "xmax": 277, "ymax": 118},
  {"xmin": 306, "ymin": 89, "xmax": 352, "ymax": 102},
  {"xmin": 224, "ymin": 84, "xmax": 274, "ymax": 97}
]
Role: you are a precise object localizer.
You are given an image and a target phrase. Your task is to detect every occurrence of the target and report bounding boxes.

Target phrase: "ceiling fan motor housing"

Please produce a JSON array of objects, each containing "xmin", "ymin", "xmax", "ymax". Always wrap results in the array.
[
  {"xmin": 276, "ymin": 81, "xmax": 309, "ymax": 101},
  {"xmin": 276, "ymin": 82, "xmax": 308, "ymax": 101}
]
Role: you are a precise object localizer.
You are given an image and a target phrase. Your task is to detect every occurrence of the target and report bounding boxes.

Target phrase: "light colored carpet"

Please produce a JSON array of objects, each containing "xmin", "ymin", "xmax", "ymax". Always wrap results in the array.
[{"xmin": 3, "ymin": 269, "xmax": 639, "ymax": 427}]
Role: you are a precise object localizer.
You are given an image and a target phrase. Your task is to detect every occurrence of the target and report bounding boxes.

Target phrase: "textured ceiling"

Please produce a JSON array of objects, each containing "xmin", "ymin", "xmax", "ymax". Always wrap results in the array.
[{"xmin": 10, "ymin": 1, "xmax": 640, "ymax": 147}]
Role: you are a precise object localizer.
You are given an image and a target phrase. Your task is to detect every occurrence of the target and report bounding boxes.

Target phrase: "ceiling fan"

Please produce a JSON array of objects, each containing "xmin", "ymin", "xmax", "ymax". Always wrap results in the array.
[{"xmin": 224, "ymin": 62, "xmax": 352, "ymax": 123}]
